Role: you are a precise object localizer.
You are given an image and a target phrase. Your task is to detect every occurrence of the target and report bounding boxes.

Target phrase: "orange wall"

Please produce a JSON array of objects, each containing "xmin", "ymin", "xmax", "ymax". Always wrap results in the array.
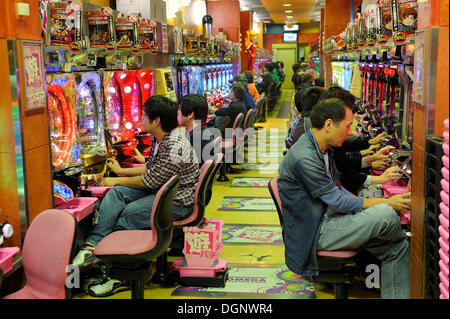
[
  {"xmin": 263, "ymin": 33, "xmax": 318, "ymax": 51},
  {"xmin": 206, "ymin": 0, "xmax": 241, "ymax": 42}
]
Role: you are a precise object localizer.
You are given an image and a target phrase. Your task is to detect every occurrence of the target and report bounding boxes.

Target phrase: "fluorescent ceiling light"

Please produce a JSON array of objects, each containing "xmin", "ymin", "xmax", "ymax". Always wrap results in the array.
[
  {"xmin": 286, "ymin": 15, "xmax": 293, "ymax": 18},
  {"xmin": 283, "ymin": 4, "xmax": 292, "ymax": 6},
  {"xmin": 285, "ymin": 10, "xmax": 293, "ymax": 13}
]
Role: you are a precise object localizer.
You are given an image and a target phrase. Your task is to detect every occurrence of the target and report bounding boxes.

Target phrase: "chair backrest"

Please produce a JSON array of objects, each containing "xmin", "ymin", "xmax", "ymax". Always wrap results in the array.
[
  {"xmin": 15, "ymin": 209, "xmax": 78, "ymax": 299},
  {"xmin": 173, "ymin": 159, "xmax": 214, "ymax": 227},
  {"xmin": 151, "ymin": 175, "xmax": 180, "ymax": 243},
  {"xmin": 233, "ymin": 112, "xmax": 244, "ymax": 131},
  {"xmin": 255, "ymin": 97, "xmax": 267, "ymax": 122},
  {"xmin": 205, "ymin": 152, "xmax": 224, "ymax": 206},
  {"xmin": 240, "ymin": 109, "xmax": 256, "ymax": 142},
  {"xmin": 242, "ymin": 109, "xmax": 253, "ymax": 131},
  {"xmin": 268, "ymin": 177, "xmax": 284, "ymax": 232},
  {"xmin": 267, "ymin": 83, "xmax": 274, "ymax": 97}
]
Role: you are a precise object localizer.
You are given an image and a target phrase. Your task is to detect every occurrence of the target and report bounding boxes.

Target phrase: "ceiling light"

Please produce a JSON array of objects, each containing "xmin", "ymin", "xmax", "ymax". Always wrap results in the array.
[
  {"xmin": 285, "ymin": 10, "xmax": 293, "ymax": 13},
  {"xmin": 282, "ymin": 4, "xmax": 292, "ymax": 6},
  {"xmin": 287, "ymin": 15, "xmax": 293, "ymax": 19}
]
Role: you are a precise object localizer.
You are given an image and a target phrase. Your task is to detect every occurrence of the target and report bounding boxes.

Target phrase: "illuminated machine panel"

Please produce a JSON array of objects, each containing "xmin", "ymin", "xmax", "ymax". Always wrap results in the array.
[
  {"xmin": 75, "ymin": 72, "xmax": 108, "ymax": 178},
  {"xmin": 47, "ymin": 73, "xmax": 79, "ymax": 171},
  {"xmin": 154, "ymin": 68, "xmax": 176, "ymax": 102},
  {"xmin": 134, "ymin": 69, "xmax": 154, "ymax": 157}
]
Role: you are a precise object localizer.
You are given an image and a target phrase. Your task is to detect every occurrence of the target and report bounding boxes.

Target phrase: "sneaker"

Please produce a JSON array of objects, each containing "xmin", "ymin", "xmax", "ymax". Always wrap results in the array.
[
  {"xmin": 85, "ymin": 277, "xmax": 127, "ymax": 297},
  {"xmin": 73, "ymin": 246, "xmax": 98, "ymax": 269}
]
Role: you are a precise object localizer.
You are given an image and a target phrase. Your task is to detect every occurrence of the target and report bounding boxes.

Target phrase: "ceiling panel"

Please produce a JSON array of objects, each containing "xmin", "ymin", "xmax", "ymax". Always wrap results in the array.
[{"xmin": 242, "ymin": 0, "xmax": 324, "ymax": 24}]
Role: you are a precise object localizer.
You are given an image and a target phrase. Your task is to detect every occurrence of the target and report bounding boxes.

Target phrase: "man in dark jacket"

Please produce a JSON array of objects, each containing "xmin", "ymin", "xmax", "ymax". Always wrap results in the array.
[
  {"xmin": 232, "ymin": 74, "xmax": 255, "ymax": 110},
  {"xmin": 278, "ymin": 98, "xmax": 411, "ymax": 298}
]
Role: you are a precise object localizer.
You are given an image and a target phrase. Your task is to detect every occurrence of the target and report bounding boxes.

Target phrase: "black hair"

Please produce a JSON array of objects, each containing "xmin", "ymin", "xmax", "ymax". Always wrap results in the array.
[
  {"xmin": 180, "ymin": 94, "xmax": 209, "ymax": 123},
  {"xmin": 310, "ymin": 98, "xmax": 352, "ymax": 129},
  {"xmin": 318, "ymin": 86, "xmax": 356, "ymax": 111},
  {"xmin": 243, "ymin": 70, "xmax": 254, "ymax": 84},
  {"xmin": 277, "ymin": 61, "xmax": 284, "ymax": 68},
  {"xmin": 265, "ymin": 62, "xmax": 274, "ymax": 72},
  {"xmin": 292, "ymin": 63, "xmax": 301, "ymax": 73},
  {"xmin": 298, "ymin": 72, "xmax": 314, "ymax": 86},
  {"xmin": 301, "ymin": 86, "xmax": 325, "ymax": 117},
  {"xmin": 144, "ymin": 95, "xmax": 178, "ymax": 132},
  {"xmin": 231, "ymin": 82, "xmax": 246, "ymax": 101}
]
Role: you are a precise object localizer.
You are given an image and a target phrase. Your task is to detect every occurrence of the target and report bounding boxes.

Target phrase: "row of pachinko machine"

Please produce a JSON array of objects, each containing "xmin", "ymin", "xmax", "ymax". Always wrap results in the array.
[{"xmin": 49, "ymin": 62, "xmax": 236, "ymax": 207}]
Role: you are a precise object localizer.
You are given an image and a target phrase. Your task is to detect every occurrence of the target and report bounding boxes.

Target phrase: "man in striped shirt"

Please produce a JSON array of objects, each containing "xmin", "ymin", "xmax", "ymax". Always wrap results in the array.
[{"xmin": 74, "ymin": 95, "xmax": 200, "ymax": 271}]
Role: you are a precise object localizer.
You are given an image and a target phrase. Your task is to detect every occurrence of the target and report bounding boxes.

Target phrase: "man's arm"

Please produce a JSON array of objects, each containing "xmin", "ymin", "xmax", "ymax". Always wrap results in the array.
[
  {"xmin": 107, "ymin": 159, "xmax": 147, "ymax": 177},
  {"xmin": 100, "ymin": 176, "xmax": 147, "ymax": 189}
]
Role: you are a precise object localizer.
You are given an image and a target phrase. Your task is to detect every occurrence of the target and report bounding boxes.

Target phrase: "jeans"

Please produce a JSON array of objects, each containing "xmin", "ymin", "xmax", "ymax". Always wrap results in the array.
[
  {"xmin": 317, "ymin": 203, "xmax": 410, "ymax": 299},
  {"xmin": 86, "ymin": 186, "xmax": 193, "ymax": 246}
]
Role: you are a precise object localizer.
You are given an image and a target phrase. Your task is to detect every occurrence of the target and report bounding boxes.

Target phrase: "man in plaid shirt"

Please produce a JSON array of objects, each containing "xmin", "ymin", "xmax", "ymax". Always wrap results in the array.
[{"xmin": 74, "ymin": 95, "xmax": 200, "ymax": 272}]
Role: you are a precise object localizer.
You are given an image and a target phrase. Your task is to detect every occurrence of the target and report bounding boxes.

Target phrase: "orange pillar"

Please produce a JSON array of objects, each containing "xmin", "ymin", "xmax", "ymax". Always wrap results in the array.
[
  {"xmin": 0, "ymin": 0, "xmax": 53, "ymax": 248},
  {"xmin": 323, "ymin": 0, "xmax": 351, "ymax": 87},
  {"xmin": 410, "ymin": 0, "xmax": 449, "ymax": 299}
]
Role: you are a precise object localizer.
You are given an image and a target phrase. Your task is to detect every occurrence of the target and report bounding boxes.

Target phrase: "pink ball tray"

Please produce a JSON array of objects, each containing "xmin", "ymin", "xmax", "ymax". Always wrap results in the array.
[
  {"xmin": 444, "ymin": 131, "xmax": 449, "ymax": 144},
  {"xmin": 439, "ymin": 272, "xmax": 449, "ymax": 298},
  {"xmin": 439, "ymin": 283, "xmax": 449, "ymax": 299},
  {"xmin": 444, "ymin": 144, "xmax": 449, "ymax": 157},
  {"xmin": 0, "ymin": 247, "xmax": 20, "ymax": 274},
  {"xmin": 380, "ymin": 180, "xmax": 410, "ymax": 224},
  {"xmin": 88, "ymin": 186, "xmax": 113, "ymax": 198},
  {"xmin": 121, "ymin": 162, "xmax": 146, "ymax": 168},
  {"xmin": 439, "ymin": 248, "xmax": 449, "ymax": 267},
  {"xmin": 440, "ymin": 213, "xmax": 449, "ymax": 232},
  {"xmin": 56, "ymin": 197, "xmax": 98, "ymax": 221}
]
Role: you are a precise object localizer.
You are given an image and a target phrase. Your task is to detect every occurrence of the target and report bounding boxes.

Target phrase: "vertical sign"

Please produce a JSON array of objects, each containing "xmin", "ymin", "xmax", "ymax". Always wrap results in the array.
[{"xmin": 22, "ymin": 41, "xmax": 46, "ymax": 111}]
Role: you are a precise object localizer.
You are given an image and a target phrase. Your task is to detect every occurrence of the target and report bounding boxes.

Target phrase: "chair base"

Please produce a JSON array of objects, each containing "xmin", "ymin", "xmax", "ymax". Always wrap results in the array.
[
  {"xmin": 109, "ymin": 261, "xmax": 152, "ymax": 300},
  {"xmin": 172, "ymin": 268, "xmax": 229, "ymax": 288},
  {"xmin": 151, "ymin": 252, "xmax": 174, "ymax": 286}
]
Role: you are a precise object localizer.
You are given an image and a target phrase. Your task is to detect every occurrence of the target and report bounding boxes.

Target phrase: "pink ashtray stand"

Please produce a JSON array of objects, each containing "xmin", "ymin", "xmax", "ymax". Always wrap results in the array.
[
  {"xmin": 56, "ymin": 197, "xmax": 98, "ymax": 222},
  {"xmin": 0, "ymin": 247, "xmax": 20, "ymax": 274},
  {"xmin": 172, "ymin": 219, "xmax": 228, "ymax": 283}
]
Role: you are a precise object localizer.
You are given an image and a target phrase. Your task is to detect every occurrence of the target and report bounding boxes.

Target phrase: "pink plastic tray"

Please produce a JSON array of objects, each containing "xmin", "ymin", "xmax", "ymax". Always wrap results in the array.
[
  {"xmin": 443, "ymin": 167, "xmax": 449, "ymax": 182},
  {"xmin": 440, "ymin": 283, "xmax": 449, "ymax": 299},
  {"xmin": 56, "ymin": 197, "xmax": 98, "ymax": 222},
  {"xmin": 442, "ymin": 179, "xmax": 449, "ymax": 194},
  {"xmin": 439, "ymin": 248, "xmax": 449, "ymax": 266},
  {"xmin": 444, "ymin": 132, "xmax": 449, "ymax": 144},
  {"xmin": 441, "ymin": 202, "xmax": 449, "ymax": 218},
  {"xmin": 440, "ymin": 213, "xmax": 449, "ymax": 230},
  {"xmin": 121, "ymin": 163, "xmax": 146, "ymax": 168},
  {"xmin": 0, "ymin": 247, "xmax": 20, "ymax": 274},
  {"xmin": 89, "ymin": 186, "xmax": 113, "ymax": 198},
  {"xmin": 440, "ymin": 260, "xmax": 449, "ymax": 280},
  {"xmin": 172, "ymin": 258, "xmax": 227, "ymax": 278},
  {"xmin": 383, "ymin": 186, "xmax": 409, "ymax": 198},
  {"xmin": 399, "ymin": 211, "xmax": 411, "ymax": 225},
  {"xmin": 439, "ymin": 225, "xmax": 449, "ymax": 242},
  {"xmin": 444, "ymin": 144, "xmax": 449, "ymax": 157},
  {"xmin": 371, "ymin": 170, "xmax": 384, "ymax": 176},
  {"xmin": 443, "ymin": 155, "xmax": 450, "ymax": 169},
  {"xmin": 441, "ymin": 191, "xmax": 450, "ymax": 207}
]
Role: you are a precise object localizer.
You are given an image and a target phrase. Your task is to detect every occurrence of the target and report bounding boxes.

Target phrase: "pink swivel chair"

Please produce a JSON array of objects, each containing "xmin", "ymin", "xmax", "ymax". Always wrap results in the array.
[
  {"xmin": 218, "ymin": 112, "xmax": 244, "ymax": 181},
  {"xmin": 268, "ymin": 177, "xmax": 360, "ymax": 299},
  {"xmin": 3, "ymin": 209, "xmax": 78, "ymax": 299},
  {"xmin": 93, "ymin": 175, "xmax": 180, "ymax": 299},
  {"xmin": 151, "ymin": 159, "xmax": 215, "ymax": 284}
]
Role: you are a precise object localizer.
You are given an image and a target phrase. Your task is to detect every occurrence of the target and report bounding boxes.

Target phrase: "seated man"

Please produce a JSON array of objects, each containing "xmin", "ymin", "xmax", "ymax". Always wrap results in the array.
[
  {"xmin": 178, "ymin": 94, "xmax": 219, "ymax": 167},
  {"xmin": 74, "ymin": 95, "xmax": 201, "ymax": 269},
  {"xmin": 214, "ymin": 82, "xmax": 248, "ymax": 135},
  {"xmin": 232, "ymin": 74, "xmax": 255, "ymax": 111},
  {"xmin": 243, "ymin": 71, "xmax": 260, "ymax": 103},
  {"xmin": 278, "ymin": 98, "xmax": 411, "ymax": 299}
]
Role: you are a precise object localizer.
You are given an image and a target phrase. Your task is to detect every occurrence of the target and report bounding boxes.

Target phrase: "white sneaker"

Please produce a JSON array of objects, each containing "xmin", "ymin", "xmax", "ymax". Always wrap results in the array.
[
  {"xmin": 73, "ymin": 247, "xmax": 97, "ymax": 269},
  {"xmin": 88, "ymin": 278, "xmax": 125, "ymax": 297}
]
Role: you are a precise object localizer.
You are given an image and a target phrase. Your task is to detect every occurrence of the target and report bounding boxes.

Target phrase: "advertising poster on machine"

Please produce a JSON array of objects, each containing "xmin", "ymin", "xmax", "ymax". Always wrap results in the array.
[
  {"xmin": 377, "ymin": 0, "xmax": 392, "ymax": 44},
  {"xmin": 390, "ymin": 0, "xmax": 418, "ymax": 45},
  {"xmin": 87, "ymin": 7, "xmax": 116, "ymax": 51},
  {"xmin": 48, "ymin": 0, "xmax": 82, "ymax": 52},
  {"xmin": 22, "ymin": 41, "xmax": 46, "ymax": 111},
  {"xmin": 138, "ymin": 18, "xmax": 158, "ymax": 54},
  {"xmin": 115, "ymin": 14, "xmax": 139, "ymax": 52}
]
